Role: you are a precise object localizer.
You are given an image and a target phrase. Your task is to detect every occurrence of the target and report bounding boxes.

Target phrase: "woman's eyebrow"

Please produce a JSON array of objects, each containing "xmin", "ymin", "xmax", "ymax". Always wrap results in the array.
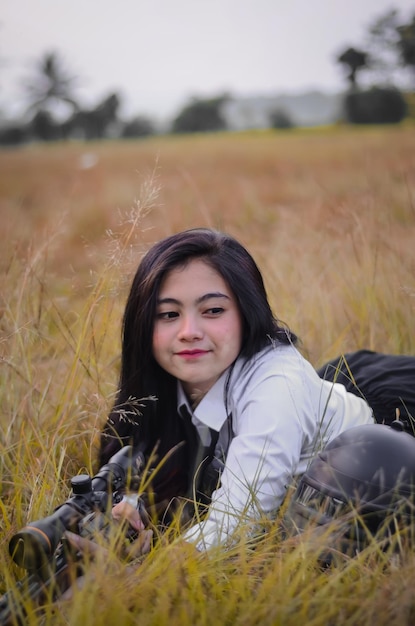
[
  {"xmin": 157, "ymin": 297, "xmax": 180, "ymax": 305},
  {"xmin": 197, "ymin": 292, "xmax": 230, "ymax": 304},
  {"xmin": 157, "ymin": 292, "xmax": 230, "ymax": 305}
]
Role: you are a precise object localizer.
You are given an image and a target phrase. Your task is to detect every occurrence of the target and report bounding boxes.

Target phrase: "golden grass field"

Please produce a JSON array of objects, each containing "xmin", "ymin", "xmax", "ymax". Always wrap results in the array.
[{"xmin": 1, "ymin": 125, "xmax": 415, "ymax": 625}]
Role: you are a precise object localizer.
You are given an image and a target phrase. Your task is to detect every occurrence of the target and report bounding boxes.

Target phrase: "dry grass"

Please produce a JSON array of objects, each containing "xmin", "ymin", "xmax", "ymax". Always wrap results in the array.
[{"xmin": 1, "ymin": 125, "xmax": 415, "ymax": 625}]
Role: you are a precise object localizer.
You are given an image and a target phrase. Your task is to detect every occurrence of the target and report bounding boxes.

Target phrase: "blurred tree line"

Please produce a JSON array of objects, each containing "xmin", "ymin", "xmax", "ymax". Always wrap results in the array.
[
  {"xmin": 1, "ymin": 6, "xmax": 414, "ymax": 145},
  {"xmin": 0, "ymin": 52, "xmax": 158, "ymax": 145},
  {"xmin": 336, "ymin": 8, "xmax": 415, "ymax": 124}
]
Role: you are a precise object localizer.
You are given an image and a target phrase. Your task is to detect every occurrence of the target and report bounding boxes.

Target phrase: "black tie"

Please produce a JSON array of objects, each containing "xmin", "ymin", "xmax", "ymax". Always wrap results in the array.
[{"xmin": 180, "ymin": 405, "xmax": 219, "ymax": 501}]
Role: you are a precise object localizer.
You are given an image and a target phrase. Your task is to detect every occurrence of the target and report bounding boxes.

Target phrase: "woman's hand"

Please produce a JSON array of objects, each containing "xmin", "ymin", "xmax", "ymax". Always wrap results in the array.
[
  {"xmin": 64, "ymin": 530, "xmax": 108, "ymax": 557},
  {"xmin": 111, "ymin": 498, "xmax": 153, "ymax": 557},
  {"xmin": 61, "ymin": 525, "xmax": 151, "ymax": 602},
  {"xmin": 111, "ymin": 499, "xmax": 146, "ymax": 532},
  {"xmin": 65, "ymin": 526, "xmax": 153, "ymax": 561},
  {"xmin": 64, "ymin": 498, "xmax": 153, "ymax": 561}
]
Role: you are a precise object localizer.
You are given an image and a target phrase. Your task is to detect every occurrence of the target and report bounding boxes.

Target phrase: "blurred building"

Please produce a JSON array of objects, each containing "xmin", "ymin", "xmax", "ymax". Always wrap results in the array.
[{"xmin": 221, "ymin": 91, "xmax": 343, "ymax": 129}]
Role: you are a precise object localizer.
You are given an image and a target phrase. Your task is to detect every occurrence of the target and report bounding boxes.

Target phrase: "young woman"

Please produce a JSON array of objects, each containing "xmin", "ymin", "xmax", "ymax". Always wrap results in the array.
[{"xmin": 97, "ymin": 228, "xmax": 414, "ymax": 551}]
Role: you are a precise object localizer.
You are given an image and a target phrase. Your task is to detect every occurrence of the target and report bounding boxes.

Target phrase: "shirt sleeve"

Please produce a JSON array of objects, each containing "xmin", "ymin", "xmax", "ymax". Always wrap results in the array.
[{"xmin": 182, "ymin": 351, "xmax": 317, "ymax": 550}]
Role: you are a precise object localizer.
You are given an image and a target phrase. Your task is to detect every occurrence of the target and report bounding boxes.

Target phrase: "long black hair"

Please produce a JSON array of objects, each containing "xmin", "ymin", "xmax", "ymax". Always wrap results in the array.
[{"xmin": 99, "ymin": 229, "xmax": 297, "ymax": 501}]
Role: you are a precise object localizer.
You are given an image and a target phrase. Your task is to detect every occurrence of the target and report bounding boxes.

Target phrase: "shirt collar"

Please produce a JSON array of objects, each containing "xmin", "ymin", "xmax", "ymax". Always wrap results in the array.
[{"xmin": 177, "ymin": 367, "xmax": 232, "ymax": 432}]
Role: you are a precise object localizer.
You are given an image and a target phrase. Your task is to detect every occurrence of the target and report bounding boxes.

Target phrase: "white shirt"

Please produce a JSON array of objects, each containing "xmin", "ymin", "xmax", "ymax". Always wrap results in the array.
[{"xmin": 179, "ymin": 342, "xmax": 374, "ymax": 550}]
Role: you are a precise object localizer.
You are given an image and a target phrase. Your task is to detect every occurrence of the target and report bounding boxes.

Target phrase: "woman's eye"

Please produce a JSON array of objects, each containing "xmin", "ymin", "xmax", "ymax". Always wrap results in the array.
[
  {"xmin": 156, "ymin": 311, "xmax": 179, "ymax": 320},
  {"xmin": 205, "ymin": 307, "xmax": 224, "ymax": 315}
]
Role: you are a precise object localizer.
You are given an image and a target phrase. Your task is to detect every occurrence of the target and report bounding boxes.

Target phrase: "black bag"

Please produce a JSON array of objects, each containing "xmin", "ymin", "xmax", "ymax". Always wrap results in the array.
[{"xmin": 318, "ymin": 350, "xmax": 415, "ymax": 433}]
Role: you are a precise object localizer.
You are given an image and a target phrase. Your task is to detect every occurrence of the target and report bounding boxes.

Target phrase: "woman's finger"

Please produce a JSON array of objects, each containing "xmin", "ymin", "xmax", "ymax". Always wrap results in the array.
[
  {"xmin": 126, "ymin": 529, "xmax": 153, "ymax": 559},
  {"xmin": 64, "ymin": 530, "xmax": 108, "ymax": 557},
  {"xmin": 112, "ymin": 500, "xmax": 145, "ymax": 532}
]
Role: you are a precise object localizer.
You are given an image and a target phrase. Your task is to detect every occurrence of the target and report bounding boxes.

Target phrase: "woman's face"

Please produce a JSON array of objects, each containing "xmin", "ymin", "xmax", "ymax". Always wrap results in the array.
[{"xmin": 153, "ymin": 258, "xmax": 243, "ymax": 401}]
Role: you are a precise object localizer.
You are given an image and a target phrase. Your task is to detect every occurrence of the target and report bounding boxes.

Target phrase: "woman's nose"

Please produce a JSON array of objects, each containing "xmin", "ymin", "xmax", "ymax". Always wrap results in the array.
[{"xmin": 178, "ymin": 314, "xmax": 203, "ymax": 340}]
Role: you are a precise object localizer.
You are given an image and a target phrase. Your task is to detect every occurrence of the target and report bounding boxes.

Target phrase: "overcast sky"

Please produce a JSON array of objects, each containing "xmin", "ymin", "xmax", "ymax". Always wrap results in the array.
[{"xmin": 1, "ymin": 0, "xmax": 414, "ymax": 121}]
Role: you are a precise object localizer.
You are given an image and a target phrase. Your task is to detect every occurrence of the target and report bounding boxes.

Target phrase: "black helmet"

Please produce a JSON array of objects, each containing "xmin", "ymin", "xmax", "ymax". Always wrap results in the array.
[{"xmin": 285, "ymin": 422, "xmax": 415, "ymax": 561}]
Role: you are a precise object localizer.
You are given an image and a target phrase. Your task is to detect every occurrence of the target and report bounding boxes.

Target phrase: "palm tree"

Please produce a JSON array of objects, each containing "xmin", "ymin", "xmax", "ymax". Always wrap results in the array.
[
  {"xmin": 337, "ymin": 47, "xmax": 369, "ymax": 89},
  {"xmin": 25, "ymin": 51, "xmax": 79, "ymax": 116}
]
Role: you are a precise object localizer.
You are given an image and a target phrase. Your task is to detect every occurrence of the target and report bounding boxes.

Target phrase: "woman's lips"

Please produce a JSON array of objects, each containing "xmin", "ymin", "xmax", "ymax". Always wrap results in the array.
[{"xmin": 176, "ymin": 349, "xmax": 209, "ymax": 358}]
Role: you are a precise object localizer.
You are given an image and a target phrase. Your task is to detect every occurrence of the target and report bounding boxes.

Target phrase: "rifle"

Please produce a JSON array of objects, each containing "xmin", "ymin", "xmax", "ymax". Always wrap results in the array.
[{"xmin": 0, "ymin": 445, "xmax": 145, "ymax": 626}]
